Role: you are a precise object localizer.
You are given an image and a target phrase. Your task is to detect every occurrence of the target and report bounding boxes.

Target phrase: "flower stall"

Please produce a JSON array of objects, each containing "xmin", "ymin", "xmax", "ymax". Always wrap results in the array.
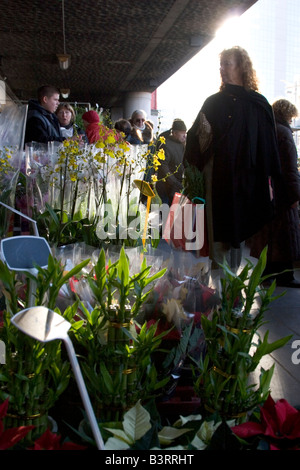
[{"xmin": 0, "ymin": 110, "xmax": 298, "ymax": 451}]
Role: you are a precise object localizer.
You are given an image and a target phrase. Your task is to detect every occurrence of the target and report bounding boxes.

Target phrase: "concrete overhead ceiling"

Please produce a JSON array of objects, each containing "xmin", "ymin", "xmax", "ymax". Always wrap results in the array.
[{"xmin": 0, "ymin": 0, "xmax": 257, "ymax": 107}]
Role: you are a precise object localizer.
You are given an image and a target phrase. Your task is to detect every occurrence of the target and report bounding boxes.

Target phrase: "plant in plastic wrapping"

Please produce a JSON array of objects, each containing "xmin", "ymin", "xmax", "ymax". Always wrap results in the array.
[
  {"xmin": 27, "ymin": 126, "xmax": 165, "ymax": 248},
  {"xmin": 138, "ymin": 261, "xmax": 220, "ymax": 399},
  {"xmin": 0, "ymin": 253, "xmax": 90, "ymax": 445},
  {"xmin": 27, "ymin": 138, "xmax": 104, "ymax": 244},
  {"xmin": 68, "ymin": 246, "xmax": 169, "ymax": 422},
  {"xmin": 93, "ymin": 129, "xmax": 165, "ymax": 247},
  {"xmin": 0, "ymin": 103, "xmax": 27, "ymax": 237}
]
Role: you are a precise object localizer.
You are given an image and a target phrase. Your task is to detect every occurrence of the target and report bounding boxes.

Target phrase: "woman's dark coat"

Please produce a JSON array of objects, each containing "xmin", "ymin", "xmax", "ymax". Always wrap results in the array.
[
  {"xmin": 184, "ymin": 84, "xmax": 282, "ymax": 248},
  {"xmin": 250, "ymin": 118, "xmax": 300, "ymax": 262}
]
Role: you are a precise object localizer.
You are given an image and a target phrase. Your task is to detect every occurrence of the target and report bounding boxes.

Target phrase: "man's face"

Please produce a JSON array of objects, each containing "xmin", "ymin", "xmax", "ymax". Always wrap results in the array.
[
  {"xmin": 42, "ymin": 93, "xmax": 60, "ymax": 113},
  {"xmin": 133, "ymin": 114, "xmax": 145, "ymax": 129},
  {"xmin": 173, "ymin": 130, "xmax": 187, "ymax": 144}
]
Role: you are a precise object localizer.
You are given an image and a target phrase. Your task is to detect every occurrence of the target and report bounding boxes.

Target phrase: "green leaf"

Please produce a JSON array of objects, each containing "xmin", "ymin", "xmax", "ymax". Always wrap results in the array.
[
  {"xmin": 206, "ymin": 420, "xmax": 242, "ymax": 450},
  {"xmin": 99, "ymin": 362, "xmax": 114, "ymax": 394},
  {"xmin": 103, "ymin": 428, "xmax": 132, "ymax": 445},
  {"xmin": 117, "ymin": 246, "xmax": 129, "ymax": 288},
  {"xmin": 252, "ymin": 331, "xmax": 293, "ymax": 366},
  {"xmin": 158, "ymin": 426, "xmax": 193, "ymax": 446},
  {"xmin": 122, "ymin": 400, "xmax": 152, "ymax": 442},
  {"xmin": 45, "ymin": 202, "xmax": 60, "ymax": 226},
  {"xmin": 104, "ymin": 437, "xmax": 130, "ymax": 450}
]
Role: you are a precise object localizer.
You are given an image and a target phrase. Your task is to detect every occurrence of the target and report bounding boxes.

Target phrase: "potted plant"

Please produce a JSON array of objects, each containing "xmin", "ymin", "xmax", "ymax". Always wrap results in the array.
[
  {"xmin": 68, "ymin": 246, "xmax": 170, "ymax": 423},
  {"xmin": 0, "ymin": 254, "xmax": 89, "ymax": 444},
  {"xmin": 193, "ymin": 246, "xmax": 293, "ymax": 421}
]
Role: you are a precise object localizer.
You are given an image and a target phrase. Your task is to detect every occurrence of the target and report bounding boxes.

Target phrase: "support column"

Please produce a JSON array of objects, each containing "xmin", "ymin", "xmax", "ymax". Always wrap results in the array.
[{"xmin": 124, "ymin": 91, "xmax": 152, "ymax": 120}]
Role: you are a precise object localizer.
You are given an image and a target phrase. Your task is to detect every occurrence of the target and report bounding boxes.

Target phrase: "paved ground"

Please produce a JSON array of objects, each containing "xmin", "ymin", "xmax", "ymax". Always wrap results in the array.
[{"xmin": 255, "ymin": 280, "xmax": 300, "ymax": 408}]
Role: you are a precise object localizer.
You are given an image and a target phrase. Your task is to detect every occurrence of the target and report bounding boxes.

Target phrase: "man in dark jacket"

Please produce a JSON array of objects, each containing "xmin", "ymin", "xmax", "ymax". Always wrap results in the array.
[
  {"xmin": 25, "ymin": 85, "xmax": 64, "ymax": 144},
  {"xmin": 156, "ymin": 119, "xmax": 187, "ymax": 205}
]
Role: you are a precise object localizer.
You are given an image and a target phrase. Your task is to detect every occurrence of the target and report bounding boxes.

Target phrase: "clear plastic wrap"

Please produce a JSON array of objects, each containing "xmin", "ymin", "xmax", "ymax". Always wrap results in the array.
[{"xmin": 0, "ymin": 102, "xmax": 27, "ymax": 237}]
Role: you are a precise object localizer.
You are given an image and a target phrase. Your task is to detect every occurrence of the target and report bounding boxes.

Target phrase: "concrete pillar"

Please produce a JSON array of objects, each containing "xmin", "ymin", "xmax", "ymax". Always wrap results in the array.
[{"xmin": 124, "ymin": 91, "xmax": 152, "ymax": 121}]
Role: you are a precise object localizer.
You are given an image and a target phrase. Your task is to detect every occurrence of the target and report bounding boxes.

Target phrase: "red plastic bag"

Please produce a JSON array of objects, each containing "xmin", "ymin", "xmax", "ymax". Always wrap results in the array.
[{"xmin": 163, "ymin": 192, "xmax": 209, "ymax": 256}]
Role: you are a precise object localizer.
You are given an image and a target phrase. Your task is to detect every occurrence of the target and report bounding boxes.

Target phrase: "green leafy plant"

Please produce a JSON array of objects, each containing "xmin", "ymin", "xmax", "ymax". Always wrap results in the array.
[
  {"xmin": 193, "ymin": 246, "xmax": 292, "ymax": 421},
  {"xmin": 69, "ymin": 246, "xmax": 169, "ymax": 422},
  {"xmin": 102, "ymin": 400, "xmax": 238, "ymax": 450},
  {"xmin": 182, "ymin": 162, "xmax": 205, "ymax": 201},
  {"xmin": 0, "ymin": 255, "xmax": 89, "ymax": 443}
]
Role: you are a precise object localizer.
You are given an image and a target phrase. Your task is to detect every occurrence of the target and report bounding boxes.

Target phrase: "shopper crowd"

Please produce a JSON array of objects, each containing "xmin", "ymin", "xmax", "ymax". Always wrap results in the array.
[{"xmin": 23, "ymin": 46, "xmax": 300, "ymax": 286}]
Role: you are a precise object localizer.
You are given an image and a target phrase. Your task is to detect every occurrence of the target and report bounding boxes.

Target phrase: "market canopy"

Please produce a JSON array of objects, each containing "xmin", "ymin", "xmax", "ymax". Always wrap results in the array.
[{"xmin": 0, "ymin": 0, "xmax": 257, "ymax": 107}]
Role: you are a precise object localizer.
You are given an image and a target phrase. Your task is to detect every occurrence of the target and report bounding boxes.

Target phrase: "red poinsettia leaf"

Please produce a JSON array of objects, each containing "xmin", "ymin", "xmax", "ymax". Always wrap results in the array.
[
  {"xmin": 274, "ymin": 399, "xmax": 300, "ymax": 436},
  {"xmin": 260, "ymin": 396, "xmax": 300, "ymax": 441},
  {"xmin": 232, "ymin": 421, "xmax": 264, "ymax": 439},
  {"xmin": 269, "ymin": 443, "xmax": 281, "ymax": 450},
  {"xmin": 30, "ymin": 428, "xmax": 86, "ymax": 450},
  {"xmin": 0, "ymin": 425, "xmax": 35, "ymax": 450},
  {"xmin": 0, "ymin": 399, "xmax": 9, "ymax": 419},
  {"xmin": 31, "ymin": 428, "xmax": 61, "ymax": 450},
  {"xmin": 271, "ymin": 399, "xmax": 300, "ymax": 440},
  {"xmin": 60, "ymin": 441, "xmax": 87, "ymax": 450},
  {"xmin": 260, "ymin": 395, "xmax": 279, "ymax": 438}
]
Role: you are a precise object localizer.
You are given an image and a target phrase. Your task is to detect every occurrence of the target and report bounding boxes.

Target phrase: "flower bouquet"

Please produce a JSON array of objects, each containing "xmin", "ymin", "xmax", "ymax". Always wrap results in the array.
[{"xmin": 24, "ymin": 125, "xmax": 165, "ymax": 248}]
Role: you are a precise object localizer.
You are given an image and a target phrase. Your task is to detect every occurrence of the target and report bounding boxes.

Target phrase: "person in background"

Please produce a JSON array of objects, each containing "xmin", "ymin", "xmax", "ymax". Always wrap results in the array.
[
  {"xmin": 129, "ymin": 109, "xmax": 153, "ymax": 145},
  {"xmin": 156, "ymin": 119, "xmax": 187, "ymax": 205},
  {"xmin": 56, "ymin": 103, "xmax": 87, "ymax": 143},
  {"xmin": 82, "ymin": 110, "xmax": 102, "ymax": 144},
  {"xmin": 183, "ymin": 46, "xmax": 281, "ymax": 271},
  {"xmin": 157, "ymin": 118, "xmax": 186, "ymax": 146},
  {"xmin": 250, "ymin": 99, "xmax": 300, "ymax": 287},
  {"xmin": 25, "ymin": 85, "xmax": 63, "ymax": 144},
  {"xmin": 114, "ymin": 118, "xmax": 133, "ymax": 142}
]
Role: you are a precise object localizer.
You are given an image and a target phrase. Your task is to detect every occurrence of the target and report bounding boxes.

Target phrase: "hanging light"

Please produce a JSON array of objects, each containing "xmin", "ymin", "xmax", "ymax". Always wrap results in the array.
[
  {"xmin": 60, "ymin": 88, "xmax": 70, "ymax": 99},
  {"xmin": 57, "ymin": 0, "xmax": 71, "ymax": 70},
  {"xmin": 57, "ymin": 54, "xmax": 71, "ymax": 70}
]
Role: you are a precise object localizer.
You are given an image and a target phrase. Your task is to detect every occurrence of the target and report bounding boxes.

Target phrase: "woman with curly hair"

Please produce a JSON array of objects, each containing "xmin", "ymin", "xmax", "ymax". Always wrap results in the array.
[
  {"xmin": 250, "ymin": 99, "xmax": 300, "ymax": 287},
  {"xmin": 184, "ymin": 46, "xmax": 281, "ymax": 270}
]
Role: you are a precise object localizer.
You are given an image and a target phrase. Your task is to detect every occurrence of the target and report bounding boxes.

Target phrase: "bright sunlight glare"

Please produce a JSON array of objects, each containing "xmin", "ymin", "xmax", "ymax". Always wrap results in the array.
[{"xmin": 157, "ymin": 12, "xmax": 256, "ymax": 130}]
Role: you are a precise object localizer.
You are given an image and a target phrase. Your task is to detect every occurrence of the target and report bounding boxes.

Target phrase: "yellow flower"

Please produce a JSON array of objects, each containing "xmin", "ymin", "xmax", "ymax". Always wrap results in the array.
[
  {"xmin": 96, "ymin": 141, "xmax": 105, "ymax": 149},
  {"xmin": 157, "ymin": 148, "xmax": 165, "ymax": 160},
  {"xmin": 106, "ymin": 135, "xmax": 116, "ymax": 144},
  {"xmin": 151, "ymin": 174, "xmax": 158, "ymax": 182}
]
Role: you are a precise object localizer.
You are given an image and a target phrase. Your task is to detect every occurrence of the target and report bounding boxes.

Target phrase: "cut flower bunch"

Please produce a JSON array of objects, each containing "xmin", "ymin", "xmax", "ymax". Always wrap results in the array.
[{"xmin": 25, "ymin": 126, "xmax": 165, "ymax": 248}]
